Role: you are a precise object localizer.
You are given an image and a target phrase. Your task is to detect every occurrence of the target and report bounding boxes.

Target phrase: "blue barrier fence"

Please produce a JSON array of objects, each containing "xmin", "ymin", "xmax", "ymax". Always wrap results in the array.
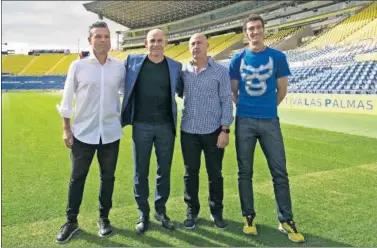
[{"xmin": 1, "ymin": 76, "xmax": 66, "ymax": 90}]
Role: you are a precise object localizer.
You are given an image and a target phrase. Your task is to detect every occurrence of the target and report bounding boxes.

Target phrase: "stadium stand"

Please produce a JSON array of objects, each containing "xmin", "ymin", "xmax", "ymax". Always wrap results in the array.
[
  {"xmin": 174, "ymin": 33, "xmax": 237, "ymax": 62},
  {"xmin": 115, "ymin": 47, "xmax": 147, "ymax": 60},
  {"xmin": 162, "ymin": 42, "xmax": 187, "ymax": 59},
  {"xmin": 356, "ymin": 52, "xmax": 377, "ymax": 62},
  {"xmin": 2, "ymin": 55, "xmax": 35, "ymax": 75},
  {"xmin": 109, "ymin": 51, "xmax": 121, "ymax": 57},
  {"xmin": 264, "ymin": 27, "xmax": 300, "ymax": 47},
  {"xmin": 46, "ymin": 54, "xmax": 79, "ymax": 75},
  {"xmin": 340, "ymin": 18, "xmax": 377, "ymax": 44},
  {"xmin": 207, "ymin": 33, "xmax": 243, "ymax": 57},
  {"xmin": 286, "ymin": 39, "xmax": 377, "ymax": 66},
  {"xmin": 288, "ymin": 61, "xmax": 377, "ymax": 94},
  {"xmin": 266, "ymin": 5, "xmax": 362, "ymax": 31},
  {"xmin": 304, "ymin": 2, "xmax": 377, "ymax": 49},
  {"xmin": 229, "ymin": 26, "xmax": 307, "ymax": 57},
  {"xmin": 2, "ymin": 0, "xmax": 377, "ymax": 96},
  {"xmin": 19, "ymin": 54, "xmax": 65, "ymax": 75}
]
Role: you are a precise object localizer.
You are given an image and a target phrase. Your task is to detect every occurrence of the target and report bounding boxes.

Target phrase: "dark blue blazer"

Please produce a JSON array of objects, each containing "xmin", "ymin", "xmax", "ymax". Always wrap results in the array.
[{"xmin": 120, "ymin": 54, "xmax": 182, "ymax": 134}]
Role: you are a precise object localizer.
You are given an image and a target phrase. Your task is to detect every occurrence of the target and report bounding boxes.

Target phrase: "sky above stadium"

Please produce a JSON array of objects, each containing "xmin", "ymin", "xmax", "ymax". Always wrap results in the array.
[{"xmin": 2, "ymin": 1, "xmax": 128, "ymax": 54}]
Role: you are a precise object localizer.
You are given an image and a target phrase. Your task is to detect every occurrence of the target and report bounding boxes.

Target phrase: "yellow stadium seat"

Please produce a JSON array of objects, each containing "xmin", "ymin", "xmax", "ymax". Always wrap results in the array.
[
  {"xmin": 264, "ymin": 27, "xmax": 301, "ymax": 46},
  {"xmin": 46, "ymin": 54, "xmax": 79, "ymax": 75},
  {"xmin": 109, "ymin": 51, "xmax": 121, "ymax": 57},
  {"xmin": 174, "ymin": 33, "xmax": 236, "ymax": 62},
  {"xmin": 355, "ymin": 51, "xmax": 377, "ymax": 61},
  {"xmin": 19, "ymin": 54, "xmax": 65, "ymax": 76},
  {"xmin": 305, "ymin": 2, "xmax": 377, "ymax": 49},
  {"xmin": 116, "ymin": 47, "xmax": 147, "ymax": 60},
  {"xmin": 207, "ymin": 33, "xmax": 244, "ymax": 57},
  {"xmin": 2, "ymin": 55, "xmax": 35, "ymax": 75},
  {"xmin": 164, "ymin": 42, "xmax": 189, "ymax": 59},
  {"xmin": 340, "ymin": 18, "xmax": 377, "ymax": 44}
]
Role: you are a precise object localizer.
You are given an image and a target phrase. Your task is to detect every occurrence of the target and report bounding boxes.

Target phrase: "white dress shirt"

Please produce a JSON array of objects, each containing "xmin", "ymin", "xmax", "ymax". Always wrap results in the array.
[{"xmin": 56, "ymin": 54, "xmax": 125, "ymax": 145}]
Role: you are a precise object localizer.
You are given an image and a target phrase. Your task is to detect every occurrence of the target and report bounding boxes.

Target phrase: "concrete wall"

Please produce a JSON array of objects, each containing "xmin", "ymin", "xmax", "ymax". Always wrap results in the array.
[{"xmin": 274, "ymin": 26, "xmax": 314, "ymax": 51}]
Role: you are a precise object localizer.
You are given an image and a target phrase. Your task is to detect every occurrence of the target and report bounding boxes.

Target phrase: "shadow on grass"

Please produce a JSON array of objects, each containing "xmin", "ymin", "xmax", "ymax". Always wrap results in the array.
[
  {"xmin": 74, "ymin": 229, "xmax": 131, "ymax": 247},
  {"xmin": 72, "ymin": 218, "xmax": 352, "ymax": 247},
  {"xmin": 185, "ymin": 218, "xmax": 353, "ymax": 247},
  {"xmin": 115, "ymin": 222, "xmax": 174, "ymax": 247}
]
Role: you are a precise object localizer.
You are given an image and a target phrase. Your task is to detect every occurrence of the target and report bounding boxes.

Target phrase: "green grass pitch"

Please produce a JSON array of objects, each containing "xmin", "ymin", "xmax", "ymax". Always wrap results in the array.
[{"xmin": 2, "ymin": 92, "xmax": 377, "ymax": 247}]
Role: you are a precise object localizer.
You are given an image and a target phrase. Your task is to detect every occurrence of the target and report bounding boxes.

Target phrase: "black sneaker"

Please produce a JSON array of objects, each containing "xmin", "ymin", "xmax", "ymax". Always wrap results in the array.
[
  {"xmin": 56, "ymin": 222, "xmax": 79, "ymax": 244},
  {"xmin": 98, "ymin": 218, "xmax": 113, "ymax": 237},
  {"xmin": 210, "ymin": 214, "xmax": 227, "ymax": 230},
  {"xmin": 135, "ymin": 216, "xmax": 149, "ymax": 234},
  {"xmin": 154, "ymin": 213, "xmax": 175, "ymax": 230},
  {"xmin": 183, "ymin": 214, "xmax": 198, "ymax": 229}
]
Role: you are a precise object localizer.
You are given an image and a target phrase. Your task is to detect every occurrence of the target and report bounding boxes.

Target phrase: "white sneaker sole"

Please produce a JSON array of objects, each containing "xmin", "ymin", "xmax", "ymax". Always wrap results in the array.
[
  {"xmin": 184, "ymin": 224, "xmax": 196, "ymax": 230},
  {"xmin": 210, "ymin": 214, "xmax": 226, "ymax": 230},
  {"xmin": 184, "ymin": 216, "xmax": 198, "ymax": 230},
  {"xmin": 97, "ymin": 223, "xmax": 114, "ymax": 238},
  {"xmin": 279, "ymin": 227, "xmax": 288, "ymax": 234},
  {"xmin": 98, "ymin": 231, "xmax": 114, "ymax": 238}
]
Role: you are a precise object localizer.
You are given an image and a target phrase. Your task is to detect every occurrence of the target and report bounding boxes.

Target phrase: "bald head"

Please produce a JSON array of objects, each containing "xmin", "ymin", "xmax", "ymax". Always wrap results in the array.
[
  {"xmin": 145, "ymin": 28, "xmax": 167, "ymax": 59},
  {"xmin": 189, "ymin": 33, "xmax": 209, "ymax": 60},
  {"xmin": 147, "ymin": 29, "xmax": 166, "ymax": 40},
  {"xmin": 189, "ymin": 33, "xmax": 208, "ymax": 44}
]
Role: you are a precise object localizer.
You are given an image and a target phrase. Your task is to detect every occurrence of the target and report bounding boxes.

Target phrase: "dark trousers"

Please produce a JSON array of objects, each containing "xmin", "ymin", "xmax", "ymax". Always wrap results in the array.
[
  {"xmin": 235, "ymin": 117, "xmax": 293, "ymax": 222},
  {"xmin": 66, "ymin": 136, "xmax": 120, "ymax": 223},
  {"xmin": 181, "ymin": 128, "xmax": 224, "ymax": 218},
  {"xmin": 132, "ymin": 122, "xmax": 175, "ymax": 218}
]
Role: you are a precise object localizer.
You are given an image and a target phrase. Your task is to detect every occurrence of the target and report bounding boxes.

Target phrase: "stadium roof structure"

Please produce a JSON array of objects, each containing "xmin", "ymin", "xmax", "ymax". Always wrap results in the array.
[{"xmin": 83, "ymin": 1, "xmax": 242, "ymax": 29}]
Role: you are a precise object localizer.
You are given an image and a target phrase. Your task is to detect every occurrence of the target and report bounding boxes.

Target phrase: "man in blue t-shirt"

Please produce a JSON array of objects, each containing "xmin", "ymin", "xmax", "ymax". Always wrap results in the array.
[{"xmin": 229, "ymin": 14, "xmax": 304, "ymax": 243}]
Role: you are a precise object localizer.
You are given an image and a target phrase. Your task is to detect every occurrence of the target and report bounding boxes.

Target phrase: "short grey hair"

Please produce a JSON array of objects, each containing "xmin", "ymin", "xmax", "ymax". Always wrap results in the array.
[{"xmin": 89, "ymin": 21, "xmax": 109, "ymax": 36}]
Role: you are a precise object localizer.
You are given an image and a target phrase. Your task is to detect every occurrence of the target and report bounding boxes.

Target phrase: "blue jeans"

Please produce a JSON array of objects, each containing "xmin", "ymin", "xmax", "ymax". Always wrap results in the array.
[
  {"xmin": 235, "ymin": 117, "xmax": 293, "ymax": 222},
  {"xmin": 132, "ymin": 122, "xmax": 175, "ymax": 218}
]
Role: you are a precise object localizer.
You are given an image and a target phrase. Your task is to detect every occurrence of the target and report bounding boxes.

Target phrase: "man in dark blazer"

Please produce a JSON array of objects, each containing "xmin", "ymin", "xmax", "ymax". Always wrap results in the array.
[{"xmin": 121, "ymin": 29, "xmax": 182, "ymax": 234}]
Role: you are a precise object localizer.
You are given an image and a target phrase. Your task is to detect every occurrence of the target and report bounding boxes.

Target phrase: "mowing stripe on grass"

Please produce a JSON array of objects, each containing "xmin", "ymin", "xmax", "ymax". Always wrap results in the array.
[{"xmin": 2, "ymin": 92, "xmax": 376, "ymax": 247}]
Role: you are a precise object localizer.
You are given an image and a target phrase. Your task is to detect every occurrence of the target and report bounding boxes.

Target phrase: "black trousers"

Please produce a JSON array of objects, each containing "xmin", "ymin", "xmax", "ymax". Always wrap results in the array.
[
  {"xmin": 66, "ymin": 136, "xmax": 120, "ymax": 223},
  {"xmin": 180, "ymin": 128, "xmax": 224, "ymax": 218}
]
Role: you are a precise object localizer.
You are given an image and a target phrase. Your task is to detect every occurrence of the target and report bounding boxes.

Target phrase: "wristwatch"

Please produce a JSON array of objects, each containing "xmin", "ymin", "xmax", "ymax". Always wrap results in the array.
[{"xmin": 221, "ymin": 128, "xmax": 230, "ymax": 134}]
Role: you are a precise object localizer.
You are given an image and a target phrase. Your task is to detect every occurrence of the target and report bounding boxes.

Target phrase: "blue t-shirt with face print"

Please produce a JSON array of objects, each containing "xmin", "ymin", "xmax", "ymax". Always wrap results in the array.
[{"xmin": 229, "ymin": 47, "xmax": 291, "ymax": 118}]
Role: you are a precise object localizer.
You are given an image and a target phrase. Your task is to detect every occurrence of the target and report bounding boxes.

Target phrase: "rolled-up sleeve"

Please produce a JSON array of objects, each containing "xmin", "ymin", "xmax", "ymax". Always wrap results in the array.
[
  {"xmin": 56, "ymin": 61, "xmax": 77, "ymax": 118},
  {"xmin": 219, "ymin": 68, "xmax": 234, "ymax": 126}
]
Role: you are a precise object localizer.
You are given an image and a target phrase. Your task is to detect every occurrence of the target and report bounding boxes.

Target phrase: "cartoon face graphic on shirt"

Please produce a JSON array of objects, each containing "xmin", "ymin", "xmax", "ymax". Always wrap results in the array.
[{"xmin": 240, "ymin": 56, "xmax": 273, "ymax": 96}]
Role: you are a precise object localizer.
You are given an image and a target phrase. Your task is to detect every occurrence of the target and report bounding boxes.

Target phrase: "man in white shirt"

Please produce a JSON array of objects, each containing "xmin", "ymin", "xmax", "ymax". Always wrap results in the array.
[{"xmin": 55, "ymin": 21, "xmax": 125, "ymax": 243}]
